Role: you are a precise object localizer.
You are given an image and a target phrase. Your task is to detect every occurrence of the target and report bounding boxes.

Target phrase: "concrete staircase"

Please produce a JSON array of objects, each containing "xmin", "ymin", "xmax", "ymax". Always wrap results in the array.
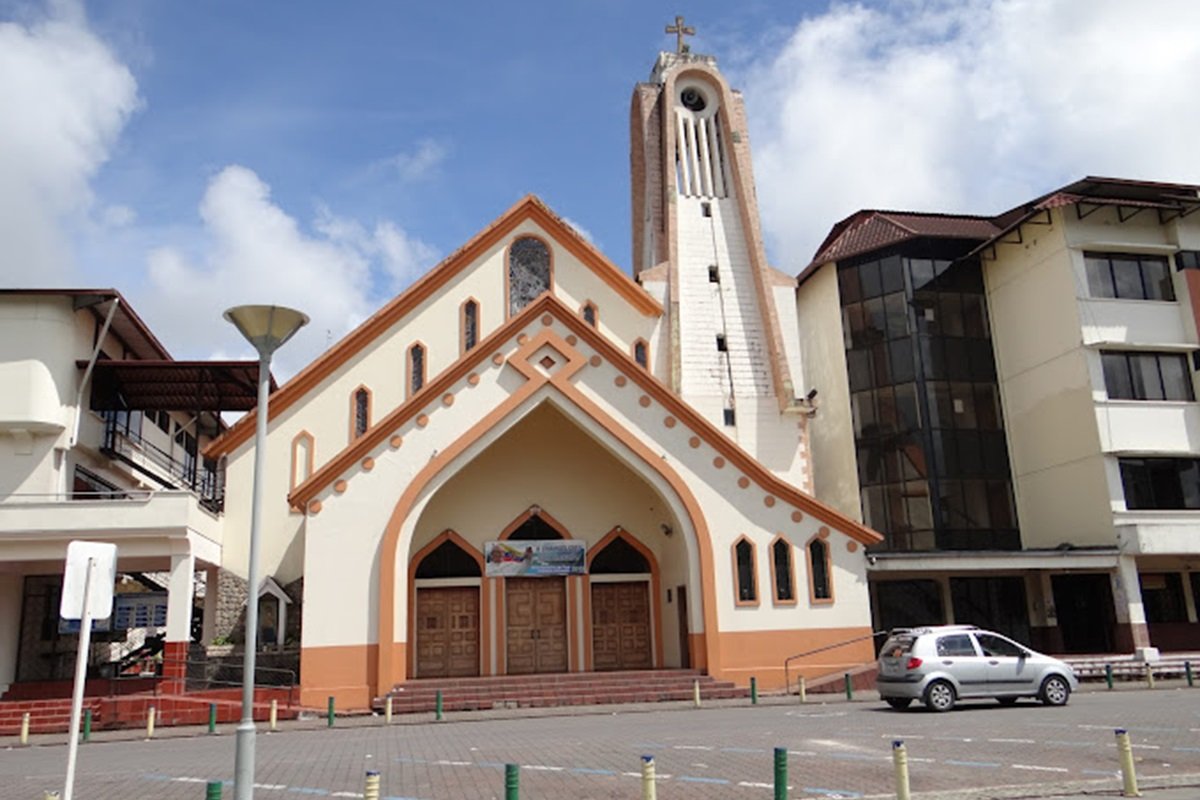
[
  {"xmin": 375, "ymin": 669, "xmax": 745, "ymax": 714},
  {"xmin": 1060, "ymin": 652, "xmax": 1200, "ymax": 681}
]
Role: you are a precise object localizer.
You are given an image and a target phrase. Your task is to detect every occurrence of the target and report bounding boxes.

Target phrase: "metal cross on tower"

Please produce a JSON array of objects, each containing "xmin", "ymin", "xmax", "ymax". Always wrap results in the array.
[{"xmin": 665, "ymin": 15, "xmax": 696, "ymax": 54}]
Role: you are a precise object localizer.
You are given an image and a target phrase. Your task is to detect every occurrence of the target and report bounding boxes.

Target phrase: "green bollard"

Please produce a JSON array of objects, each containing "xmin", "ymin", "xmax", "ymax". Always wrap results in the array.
[
  {"xmin": 208, "ymin": 703, "xmax": 217, "ymax": 733},
  {"xmin": 1186, "ymin": 661, "xmax": 1194, "ymax": 688},
  {"xmin": 844, "ymin": 672, "xmax": 853, "ymax": 701},
  {"xmin": 206, "ymin": 779, "xmax": 223, "ymax": 800},
  {"xmin": 327, "ymin": 696, "xmax": 335, "ymax": 727},
  {"xmin": 435, "ymin": 689, "xmax": 444, "ymax": 721},
  {"xmin": 750, "ymin": 676, "xmax": 758, "ymax": 705},
  {"xmin": 505, "ymin": 763, "xmax": 519, "ymax": 800},
  {"xmin": 82, "ymin": 708, "xmax": 92, "ymax": 742},
  {"xmin": 773, "ymin": 747, "xmax": 787, "ymax": 800},
  {"xmin": 1105, "ymin": 663, "xmax": 1114, "ymax": 690}
]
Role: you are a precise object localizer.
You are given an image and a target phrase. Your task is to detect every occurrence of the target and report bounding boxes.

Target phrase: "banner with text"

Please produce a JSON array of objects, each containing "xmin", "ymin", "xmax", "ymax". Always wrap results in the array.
[{"xmin": 484, "ymin": 540, "xmax": 586, "ymax": 576}]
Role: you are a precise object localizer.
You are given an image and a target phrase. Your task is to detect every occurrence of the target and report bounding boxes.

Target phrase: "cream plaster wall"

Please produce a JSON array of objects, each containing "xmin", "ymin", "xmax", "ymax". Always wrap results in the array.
[{"xmin": 796, "ymin": 264, "xmax": 861, "ymax": 521}]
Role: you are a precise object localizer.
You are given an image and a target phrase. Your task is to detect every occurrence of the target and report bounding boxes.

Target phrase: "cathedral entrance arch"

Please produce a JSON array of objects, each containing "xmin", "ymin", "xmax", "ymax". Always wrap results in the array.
[
  {"xmin": 411, "ymin": 532, "xmax": 483, "ymax": 678},
  {"xmin": 588, "ymin": 528, "xmax": 659, "ymax": 671},
  {"xmin": 500, "ymin": 507, "xmax": 571, "ymax": 675}
]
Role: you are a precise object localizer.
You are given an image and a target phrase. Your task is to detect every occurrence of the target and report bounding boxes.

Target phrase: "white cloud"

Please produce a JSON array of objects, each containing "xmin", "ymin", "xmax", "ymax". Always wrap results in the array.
[
  {"xmin": 383, "ymin": 138, "xmax": 449, "ymax": 182},
  {"xmin": 0, "ymin": 1, "xmax": 139, "ymax": 283},
  {"xmin": 743, "ymin": 0, "xmax": 1200, "ymax": 270},
  {"xmin": 139, "ymin": 165, "xmax": 437, "ymax": 376},
  {"xmin": 561, "ymin": 217, "xmax": 598, "ymax": 247}
]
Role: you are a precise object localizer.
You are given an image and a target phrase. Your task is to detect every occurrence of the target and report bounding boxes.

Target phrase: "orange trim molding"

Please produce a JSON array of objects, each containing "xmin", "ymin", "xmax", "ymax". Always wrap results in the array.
[
  {"xmin": 805, "ymin": 534, "xmax": 834, "ymax": 606},
  {"xmin": 768, "ymin": 534, "xmax": 798, "ymax": 607},
  {"xmin": 290, "ymin": 430, "xmax": 315, "ymax": 491},
  {"xmin": 731, "ymin": 535, "xmax": 759, "ymax": 608}
]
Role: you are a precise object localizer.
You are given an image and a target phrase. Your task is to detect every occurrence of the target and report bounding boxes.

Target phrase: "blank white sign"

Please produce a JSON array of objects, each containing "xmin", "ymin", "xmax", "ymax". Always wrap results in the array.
[{"xmin": 60, "ymin": 541, "xmax": 117, "ymax": 620}]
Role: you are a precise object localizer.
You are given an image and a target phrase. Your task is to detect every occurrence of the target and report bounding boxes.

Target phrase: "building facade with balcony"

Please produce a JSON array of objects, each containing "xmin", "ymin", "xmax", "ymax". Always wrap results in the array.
[
  {"xmin": 0, "ymin": 289, "xmax": 266, "ymax": 694},
  {"xmin": 798, "ymin": 177, "xmax": 1200, "ymax": 656}
]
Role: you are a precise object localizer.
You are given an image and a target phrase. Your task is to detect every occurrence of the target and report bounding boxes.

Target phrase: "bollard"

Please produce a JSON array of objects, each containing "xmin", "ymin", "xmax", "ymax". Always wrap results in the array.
[
  {"xmin": 269, "ymin": 699, "xmax": 278, "ymax": 732},
  {"xmin": 892, "ymin": 739, "xmax": 911, "ymax": 800},
  {"xmin": 385, "ymin": 695, "xmax": 393, "ymax": 724},
  {"xmin": 327, "ymin": 696, "xmax": 335, "ymax": 727},
  {"xmin": 750, "ymin": 676, "xmax": 758, "ymax": 705},
  {"xmin": 844, "ymin": 672, "xmax": 853, "ymax": 701},
  {"xmin": 44, "ymin": 792, "xmax": 61, "ymax": 800},
  {"xmin": 797, "ymin": 676, "xmax": 807, "ymax": 704},
  {"xmin": 208, "ymin": 703, "xmax": 217, "ymax": 734},
  {"xmin": 206, "ymin": 779, "xmax": 222, "ymax": 800},
  {"xmin": 146, "ymin": 706, "xmax": 156, "ymax": 739},
  {"xmin": 1144, "ymin": 664, "xmax": 1155, "ymax": 690},
  {"xmin": 363, "ymin": 770, "xmax": 380, "ymax": 800},
  {"xmin": 693, "ymin": 679, "xmax": 701, "ymax": 708},
  {"xmin": 773, "ymin": 747, "xmax": 787, "ymax": 800},
  {"xmin": 1115, "ymin": 728, "xmax": 1141, "ymax": 797},
  {"xmin": 82, "ymin": 708, "xmax": 92, "ymax": 742},
  {"xmin": 1186, "ymin": 661, "xmax": 1194, "ymax": 688},
  {"xmin": 20, "ymin": 712, "xmax": 30, "ymax": 746},
  {"xmin": 1105, "ymin": 663, "xmax": 1114, "ymax": 690},
  {"xmin": 435, "ymin": 689, "xmax": 444, "ymax": 721},
  {"xmin": 504, "ymin": 763, "xmax": 519, "ymax": 800},
  {"xmin": 641, "ymin": 755, "xmax": 656, "ymax": 800}
]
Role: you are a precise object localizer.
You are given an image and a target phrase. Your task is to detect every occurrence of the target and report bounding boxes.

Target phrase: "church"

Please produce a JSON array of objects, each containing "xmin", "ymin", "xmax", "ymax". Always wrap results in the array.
[{"xmin": 202, "ymin": 43, "xmax": 880, "ymax": 707}]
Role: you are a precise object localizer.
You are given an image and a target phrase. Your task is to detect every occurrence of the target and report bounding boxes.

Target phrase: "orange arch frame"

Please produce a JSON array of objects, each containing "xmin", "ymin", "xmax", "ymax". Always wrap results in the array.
[
  {"xmin": 407, "ymin": 529, "xmax": 489, "ymax": 679},
  {"xmin": 585, "ymin": 526, "xmax": 665, "ymax": 670}
]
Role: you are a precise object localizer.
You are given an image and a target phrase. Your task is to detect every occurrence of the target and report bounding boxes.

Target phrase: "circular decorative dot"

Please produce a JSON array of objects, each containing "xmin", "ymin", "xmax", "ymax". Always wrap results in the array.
[
  {"xmin": 389, "ymin": 435, "xmax": 403, "ymax": 449},
  {"xmin": 791, "ymin": 510, "xmax": 803, "ymax": 523},
  {"xmin": 638, "ymin": 395, "xmax": 651, "ymax": 408},
  {"xmin": 764, "ymin": 496, "xmax": 776, "ymax": 507},
  {"xmin": 517, "ymin": 334, "xmax": 528, "ymax": 345},
  {"xmin": 819, "ymin": 526, "xmax": 830, "ymax": 539},
  {"xmin": 664, "ymin": 416, "xmax": 677, "ymax": 428},
  {"xmin": 442, "ymin": 393, "xmax": 454, "ymax": 407},
  {"xmin": 566, "ymin": 335, "xmax": 578, "ymax": 346},
  {"xmin": 541, "ymin": 314, "xmax": 553, "ymax": 326},
  {"xmin": 614, "ymin": 375, "xmax": 627, "ymax": 387},
  {"xmin": 416, "ymin": 414, "xmax": 429, "ymax": 428},
  {"xmin": 467, "ymin": 373, "xmax": 480, "ymax": 386},
  {"xmin": 589, "ymin": 355, "xmax": 602, "ymax": 367},
  {"xmin": 847, "ymin": 541, "xmax": 859, "ymax": 552},
  {"xmin": 333, "ymin": 480, "xmax": 347, "ymax": 494},
  {"xmin": 492, "ymin": 353, "xmax": 504, "ymax": 365},
  {"xmin": 737, "ymin": 477, "xmax": 750, "ymax": 489},
  {"xmin": 362, "ymin": 457, "xmax": 375, "ymax": 471},
  {"xmin": 688, "ymin": 436, "xmax": 700, "ymax": 449},
  {"xmin": 308, "ymin": 500, "xmax": 322, "ymax": 515},
  {"xmin": 713, "ymin": 457, "xmax": 725, "ymax": 469}
]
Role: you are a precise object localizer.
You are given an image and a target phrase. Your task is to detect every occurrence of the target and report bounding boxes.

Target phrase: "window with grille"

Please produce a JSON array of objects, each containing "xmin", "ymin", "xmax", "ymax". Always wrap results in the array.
[
  {"xmin": 808, "ymin": 538, "xmax": 832, "ymax": 601},
  {"xmin": 1084, "ymin": 252, "xmax": 1174, "ymax": 301},
  {"xmin": 462, "ymin": 301, "xmax": 478, "ymax": 352},
  {"xmin": 1101, "ymin": 351, "xmax": 1193, "ymax": 401},
  {"xmin": 734, "ymin": 538, "xmax": 757, "ymax": 603},
  {"xmin": 353, "ymin": 388, "xmax": 369, "ymax": 438},
  {"xmin": 772, "ymin": 539, "xmax": 794, "ymax": 602},
  {"xmin": 508, "ymin": 237, "xmax": 551, "ymax": 315},
  {"xmin": 409, "ymin": 344, "xmax": 425, "ymax": 396}
]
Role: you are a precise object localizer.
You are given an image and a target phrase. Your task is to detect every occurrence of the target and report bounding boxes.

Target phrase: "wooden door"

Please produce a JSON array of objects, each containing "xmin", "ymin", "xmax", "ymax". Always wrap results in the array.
[
  {"xmin": 676, "ymin": 585, "xmax": 690, "ymax": 669},
  {"xmin": 505, "ymin": 578, "xmax": 568, "ymax": 674},
  {"xmin": 591, "ymin": 582, "xmax": 652, "ymax": 671},
  {"xmin": 415, "ymin": 587, "xmax": 480, "ymax": 678}
]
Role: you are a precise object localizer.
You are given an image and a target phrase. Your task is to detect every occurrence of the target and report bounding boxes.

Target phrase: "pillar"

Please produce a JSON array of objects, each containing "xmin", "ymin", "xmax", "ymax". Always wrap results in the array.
[
  {"xmin": 1112, "ymin": 555, "xmax": 1151, "ymax": 652},
  {"xmin": 201, "ymin": 566, "xmax": 219, "ymax": 647},
  {"xmin": 0, "ymin": 574, "xmax": 23, "ymax": 694},
  {"xmin": 163, "ymin": 550, "xmax": 195, "ymax": 690}
]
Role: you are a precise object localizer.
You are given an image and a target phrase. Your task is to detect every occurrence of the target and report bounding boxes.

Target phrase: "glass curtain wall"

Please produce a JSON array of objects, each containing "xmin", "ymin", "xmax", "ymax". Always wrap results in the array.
[{"xmin": 838, "ymin": 243, "xmax": 1019, "ymax": 552}]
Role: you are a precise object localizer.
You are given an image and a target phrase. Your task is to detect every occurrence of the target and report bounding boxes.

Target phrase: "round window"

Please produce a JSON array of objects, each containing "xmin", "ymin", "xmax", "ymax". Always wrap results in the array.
[{"xmin": 680, "ymin": 87, "xmax": 707, "ymax": 112}]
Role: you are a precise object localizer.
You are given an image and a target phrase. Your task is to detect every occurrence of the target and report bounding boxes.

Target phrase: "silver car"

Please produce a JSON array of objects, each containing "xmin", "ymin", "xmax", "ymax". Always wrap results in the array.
[{"xmin": 876, "ymin": 625, "xmax": 1079, "ymax": 712}]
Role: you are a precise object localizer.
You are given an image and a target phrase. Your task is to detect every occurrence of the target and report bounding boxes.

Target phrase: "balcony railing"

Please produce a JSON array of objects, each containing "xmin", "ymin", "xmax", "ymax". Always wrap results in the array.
[{"xmin": 101, "ymin": 416, "xmax": 225, "ymax": 513}]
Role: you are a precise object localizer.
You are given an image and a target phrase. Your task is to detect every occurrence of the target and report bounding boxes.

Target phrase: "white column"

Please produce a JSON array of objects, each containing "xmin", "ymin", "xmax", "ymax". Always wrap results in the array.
[
  {"xmin": 166, "ymin": 551, "xmax": 195, "ymax": 644},
  {"xmin": 202, "ymin": 566, "xmax": 219, "ymax": 645},
  {"xmin": 0, "ymin": 574, "xmax": 23, "ymax": 694},
  {"xmin": 1113, "ymin": 554, "xmax": 1152, "ymax": 651}
]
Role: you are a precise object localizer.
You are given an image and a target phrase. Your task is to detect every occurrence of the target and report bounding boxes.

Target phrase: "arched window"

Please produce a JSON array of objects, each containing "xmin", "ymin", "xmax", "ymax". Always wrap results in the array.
[
  {"xmin": 590, "ymin": 535, "xmax": 650, "ymax": 574},
  {"xmin": 633, "ymin": 339, "xmax": 649, "ymax": 370},
  {"xmin": 733, "ymin": 536, "xmax": 757, "ymax": 605},
  {"xmin": 408, "ymin": 343, "xmax": 426, "ymax": 397},
  {"xmin": 508, "ymin": 237, "xmax": 551, "ymax": 315},
  {"xmin": 415, "ymin": 537, "xmax": 482, "ymax": 579},
  {"xmin": 290, "ymin": 431, "xmax": 314, "ymax": 490},
  {"xmin": 351, "ymin": 388, "xmax": 370, "ymax": 439},
  {"xmin": 582, "ymin": 302, "xmax": 597, "ymax": 327},
  {"xmin": 808, "ymin": 536, "xmax": 833, "ymax": 603},
  {"xmin": 461, "ymin": 299, "xmax": 479, "ymax": 353},
  {"xmin": 771, "ymin": 537, "xmax": 795, "ymax": 604}
]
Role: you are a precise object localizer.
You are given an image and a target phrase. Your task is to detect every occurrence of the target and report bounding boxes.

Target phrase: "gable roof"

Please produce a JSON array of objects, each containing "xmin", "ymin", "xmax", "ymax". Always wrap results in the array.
[
  {"xmin": 205, "ymin": 195, "xmax": 661, "ymax": 459},
  {"xmin": 288, "ymin": 292, "xmax": 882, "ymax": 546}
]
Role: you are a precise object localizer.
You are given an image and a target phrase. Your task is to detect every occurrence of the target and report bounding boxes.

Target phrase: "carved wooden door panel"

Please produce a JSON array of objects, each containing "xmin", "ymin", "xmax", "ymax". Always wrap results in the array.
[
  {"xmin": 591, "ymin": 582, "xmax": 651, "ymax": 671},
  {"xmin": 506, "ymin": 578, "xmax": 567, "ymax": 674},
  {"xmin": 416, "ymin": 587, "xmax": 480, "ymax": 678}
]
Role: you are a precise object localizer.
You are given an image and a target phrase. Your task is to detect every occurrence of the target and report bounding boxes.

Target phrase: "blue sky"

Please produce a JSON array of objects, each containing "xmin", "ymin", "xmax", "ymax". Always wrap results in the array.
[{"xmin": 3, "ymin": 0, "xmax": 1200, "ymax": 372}]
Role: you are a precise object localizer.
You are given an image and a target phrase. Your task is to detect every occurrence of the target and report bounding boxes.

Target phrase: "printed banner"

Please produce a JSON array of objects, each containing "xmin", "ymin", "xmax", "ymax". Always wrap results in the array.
[{"xmin": 484, "ymin": 540, "xmax": 586, "ymax": 576}]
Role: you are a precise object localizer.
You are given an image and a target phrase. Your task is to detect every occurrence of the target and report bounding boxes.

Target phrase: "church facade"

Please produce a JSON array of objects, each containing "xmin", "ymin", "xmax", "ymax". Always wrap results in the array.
[{"xmin": 204, "ymin": 50, "xmax": 880, "ymax": 708}]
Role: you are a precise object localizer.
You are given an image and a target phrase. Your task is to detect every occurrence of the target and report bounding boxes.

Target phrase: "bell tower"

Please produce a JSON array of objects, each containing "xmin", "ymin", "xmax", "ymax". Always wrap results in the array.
[{"xmin": 630, "ymin": 22, "xmax": 811, "ymax": 488}]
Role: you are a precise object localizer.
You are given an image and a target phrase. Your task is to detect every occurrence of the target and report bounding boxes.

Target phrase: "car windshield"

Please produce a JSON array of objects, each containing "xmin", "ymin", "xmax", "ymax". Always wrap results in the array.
[{"xmin": 974, "ymin": 633, "xmax": 1027, "ymax": 658}]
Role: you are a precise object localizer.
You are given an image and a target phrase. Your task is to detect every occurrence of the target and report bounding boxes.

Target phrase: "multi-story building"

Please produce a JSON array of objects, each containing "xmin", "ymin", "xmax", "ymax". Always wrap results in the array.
[{"xmin": 798, "ymin": 177, "xmax": 1200, "ymax": 655}]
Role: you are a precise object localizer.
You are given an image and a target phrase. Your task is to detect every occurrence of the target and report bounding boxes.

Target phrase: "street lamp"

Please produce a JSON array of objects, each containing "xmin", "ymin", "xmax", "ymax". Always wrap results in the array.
[{"xmin": 223, "ymin": 304, "xmax": 308, "ymax": 800}]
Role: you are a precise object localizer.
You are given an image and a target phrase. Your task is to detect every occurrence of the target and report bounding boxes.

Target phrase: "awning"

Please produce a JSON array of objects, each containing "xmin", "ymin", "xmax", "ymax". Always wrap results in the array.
[{"xmin": 80, "ymin": 360, "xmax": 277, "ymax": 412}]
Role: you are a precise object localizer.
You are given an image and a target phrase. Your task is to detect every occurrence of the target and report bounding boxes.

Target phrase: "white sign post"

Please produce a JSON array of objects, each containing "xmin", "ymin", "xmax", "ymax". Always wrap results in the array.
[{"xmin": 60, "ymin": 541, "xmax": 117, "ymax": 800}]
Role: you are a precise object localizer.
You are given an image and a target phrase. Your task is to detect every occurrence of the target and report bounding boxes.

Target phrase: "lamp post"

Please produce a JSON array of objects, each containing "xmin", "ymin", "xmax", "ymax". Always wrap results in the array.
[{"xmin": 223, "ymin": 305, "xmax": 308, "ymax": 800}]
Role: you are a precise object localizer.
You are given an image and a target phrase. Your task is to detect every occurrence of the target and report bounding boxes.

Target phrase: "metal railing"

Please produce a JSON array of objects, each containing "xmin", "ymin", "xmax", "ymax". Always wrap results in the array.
[
  {"xmin": 782, "ymin": 630, "xmax": 889, "ymax": 696},
  {"xmin": 101, "ymin": 417, "xmax": 225, "ymax": 512}
]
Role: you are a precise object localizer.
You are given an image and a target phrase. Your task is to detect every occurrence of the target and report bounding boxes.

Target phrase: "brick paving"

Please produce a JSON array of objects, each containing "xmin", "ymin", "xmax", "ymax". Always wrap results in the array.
[{"xmin": 3, "ymin": 684, "xmax": 1200, "ymax": 799}]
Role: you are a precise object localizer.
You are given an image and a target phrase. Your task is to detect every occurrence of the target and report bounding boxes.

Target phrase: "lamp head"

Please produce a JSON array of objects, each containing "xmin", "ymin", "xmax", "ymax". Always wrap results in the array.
[{"xmin": 223, "ymin": 304, "xmax": 309, "ymax": 358}]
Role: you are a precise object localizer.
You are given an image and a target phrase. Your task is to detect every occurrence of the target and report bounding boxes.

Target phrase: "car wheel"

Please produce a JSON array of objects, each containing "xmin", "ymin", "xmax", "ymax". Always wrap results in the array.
[
  {"xmin": 923, "ymin": 680, "xmax": 956, "ymax": 712},
  {"xmin": 1039, "ymin": 675, "xmax": 1070, "ymax": 706},
  {"xmin": 885, "ymin": 697, "xmax": 912, "ymax": 710},
  {"xmin": 997, "ymin": 697, "xmax": 1019, "ymax": 706}
]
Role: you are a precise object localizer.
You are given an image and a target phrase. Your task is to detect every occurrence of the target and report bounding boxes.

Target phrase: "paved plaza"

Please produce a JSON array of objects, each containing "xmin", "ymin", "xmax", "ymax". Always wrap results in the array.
[{"xmin": 4, "ymin": 686, "xmax": 1200, "ymax": 799}]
